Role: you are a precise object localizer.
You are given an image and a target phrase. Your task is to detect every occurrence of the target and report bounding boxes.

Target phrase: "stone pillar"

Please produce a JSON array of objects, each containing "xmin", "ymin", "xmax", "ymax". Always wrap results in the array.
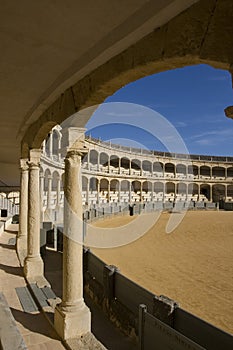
[
  {"xmin": 225, "ymin": 167, "xmax": 228, "ymax": 179},
  {"xmin": 56, "ymin": 177, "xmax": 61, "ymax": 208},
  {"xmin": 86, "ymin": 178, "xmax": 89, "ymax": 206},
  {"xmin": 210, "ymin": 185, "xmax": 212, "ymax": 202},
  {"xmin": 40, "ymin": 173, "xmax": 44, "ymax": 224},
  {"xmin": 97, "ymin": 179, "xmax": 100, "ymax": 204},
  {"xmin": 49, "ymin": 132, "xmax": 53, "ymax": 157},
  {"xmin": 24, "ymin": 149, "xmax": 44, "ymax": 283},
  {"xmin": 17, "ymin": 159, "xmax": 29, "ymax": 266},
  {"xmin": 129, "ymin": 160, "xmax": 131, "ymax": 175},
  {"xmin": 47, "ymin": 175, "xmax": 52, "ymax": 210},
  {"xmin": 210, "ymin": 167, "xmax": 212, "ymax": 179},
  {"xmin": 129, "ymin": 182, "xmax": 132, "ymax": 203},
  {"xmin": 55, "ymin": 149, "xmax": 91, "ymax": 340},
  {"xmin": 107, "ymin": 181, "xmax": 111, "ymax": 203}
]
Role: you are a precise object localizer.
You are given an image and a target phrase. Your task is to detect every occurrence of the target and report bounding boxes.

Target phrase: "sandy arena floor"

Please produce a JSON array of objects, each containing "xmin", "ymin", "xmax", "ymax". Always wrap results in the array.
[{"xmin": 91, "ymin": 210, "xmax": 233, "ymax": 334}]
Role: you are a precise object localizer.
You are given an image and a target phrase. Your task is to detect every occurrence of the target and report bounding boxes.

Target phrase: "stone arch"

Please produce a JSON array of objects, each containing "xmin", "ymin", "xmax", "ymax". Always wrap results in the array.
[
  {"xmin": 153, "ymin": 162, "xmax": 163, "ymax": 174},
  {"xmin": 227, "ymin": 185, "xmax": 233, "ymax": 199},
  {"xmin": 52, "ymin": 171, "xmax": 60, "ymax": 191},
  {"xmin": 227, "ymin": 167, "xmax": 233, "ymax": 178},
  {"xmin": 89, "ymin": 177, "xmax": 98, "ymax": 191},
  {"xmin": 22, "ymin": 0, "xmax": 233, "ymax": 152},
  {"xmin": 154, "ymin": 182, "xmax": 164, "ymax": 193},
  {"xmin": 89, "ymin": 150, "xmax": 98, "ymax": 165},
  {"xmin": 110, "ymin": 155, "xmax": 119, "ymax": 168},
  {"xmin": 165, "ymin": 163, "xmax": 175, "ymax": 175},
  {"xmin": 142, "ymin": 181, "xmax": 152, "ymax": 192},
  {"xmin": 100, "ymin": 178, "xmax": 109, "ymax": 192},
  {"xmin": 52, "ymin": 128, "xmax": 60, "ymax": 156},
  {"xmin": 212, "ymin": 166, "xmax": 225, "ymax": 178},
  {"xmin": 120, "ymin": 180, "xmax": 130, "ymax": 191},
  {"xmin": 200, "ymin": 165, "xmax": 211, "ymax": 177},
  {"xmin": 44, "ymin": 169, "xmax": 51, "ymax": 191},
  {"xmin": 200, "ymin": 183, "xmax": 210, "ymax": 201},
  {"xmin": 177, "ymin": 182, "xmax": 187, "ymax": 194},
  {"xmin": 142, "ymin": 160, "xmax": 152, "ymax": 173},
  {"xmin": 110, "ymin": 179, "xmax": 119, "ymax": 192},
  {"xmin": 82, "ymin": 176, "xmax": 88, "ymax": 191},
  {"xmin": 176, "ymin": 163, "xmax": 186, "ymax": 176},
  {"xmin": 100, "ymin": 152, "xmax": 109, "ymax": 167},
  {"xmin": 132, "ymin": 180, "xmax": 141, "ymax": 193},
  {"xmin": 131, "ymin": 159, "xmax": 141, "ymax": 173},
  {"xmin": 188, "ymin": 183, "xmax": 198, "ymax": 195},
  {"xmin": 165, "ymin": 182, "xmax": 175, "ymax": 194},
  {"xmin": 213, "ymin": 184, "xmax": 225, "ymax": 202}
]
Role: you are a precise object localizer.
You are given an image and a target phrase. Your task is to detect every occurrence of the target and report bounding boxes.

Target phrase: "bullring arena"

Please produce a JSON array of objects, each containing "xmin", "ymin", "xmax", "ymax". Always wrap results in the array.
[{"xmin": 3, "ymin": 126, "xmax": 232, "ymax": 335}]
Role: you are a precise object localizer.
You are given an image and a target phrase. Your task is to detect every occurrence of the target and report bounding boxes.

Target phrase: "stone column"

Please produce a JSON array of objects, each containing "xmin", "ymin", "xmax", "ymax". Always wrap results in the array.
[
  {"xmin": 24, "ymin": 149, "xmax": 44, "ymax": 283},
  {"xmin": 17, "ymin": 159, "xmax": 29, "ymax": 266},
  {"xmin": 55, "ymin": 149, "xmax": 91, "ymax": 340},
  {"xmin": 47, "ymin": 175, "xmax": 52, "ymax": 210},
  {"xmin": 97, "ymin": 179, "xmax": 100, "ymax": 204},
  {"xmin": 49, "ymin": 132, "xmax": 53, "ymax": 157},
  {"xmin": 108, "ymin": 181, "xmax": 110, "ymax": 203},
  {"xmin": 56, "ymin": 177, "xmax": 61, "ymax": 208},
  {"xmin": 210, "ymin": 184, "xmax": 212, "ymax": 202},
  {"xmin": 40, "ymin": 173, "xmax": 44, "ymax": 224},
  {"xmin": 86, "ymin": 178, "xmax": 89, "ymax": 206},
  {"xmin": 129, "ymin": 181, "xmax": 132, "ymax": 203}
]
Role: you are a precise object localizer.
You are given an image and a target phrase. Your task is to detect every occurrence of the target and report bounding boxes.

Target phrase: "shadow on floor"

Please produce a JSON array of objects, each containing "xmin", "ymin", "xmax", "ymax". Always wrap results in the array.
[
  {"xmin": 0, "ymin": 263, "xmax": 24, "ymax": 277},
  {"xmin": 11, "ymin": 307, "xmax": 60, "ymax": 340},
  {"xmin": 0, "ymin": 242, "xmax": 16, "ymax": 250}
]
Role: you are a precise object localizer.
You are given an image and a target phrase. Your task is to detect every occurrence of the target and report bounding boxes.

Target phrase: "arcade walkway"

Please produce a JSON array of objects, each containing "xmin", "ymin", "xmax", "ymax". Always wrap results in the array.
[
  {"xmin": 0, "ymin": 223, "xmax": 65, "ymax": 350},
  {"xmin": 0, "ymin": 222, "xmax": 136, "ymax": 349}
]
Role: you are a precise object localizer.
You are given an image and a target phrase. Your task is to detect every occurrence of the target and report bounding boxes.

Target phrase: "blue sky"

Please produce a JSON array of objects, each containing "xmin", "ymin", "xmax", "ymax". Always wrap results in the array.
[{"xmin": 85, "ymin": 64, "xmax": 233, "ymax": 156}]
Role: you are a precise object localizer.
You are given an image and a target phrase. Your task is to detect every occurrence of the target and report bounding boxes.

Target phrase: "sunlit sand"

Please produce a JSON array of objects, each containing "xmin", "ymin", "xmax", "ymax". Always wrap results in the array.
[{"xmin": 92, "ymin": 211, "xmax": 233, "ymax": 334}]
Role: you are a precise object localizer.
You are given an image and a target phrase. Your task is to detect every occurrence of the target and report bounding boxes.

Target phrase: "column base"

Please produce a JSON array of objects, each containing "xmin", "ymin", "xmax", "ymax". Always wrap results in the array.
[
  {"xmin": 54, "ymin": 302, "xmax": 91, "ymax": 340},
  {"xmin": 16, "ymin": 236, "xmax": 27, "ymax": 266},
  {"xmin": 24, "ymin": 256, "xmax": 44, "ymax": 284}
]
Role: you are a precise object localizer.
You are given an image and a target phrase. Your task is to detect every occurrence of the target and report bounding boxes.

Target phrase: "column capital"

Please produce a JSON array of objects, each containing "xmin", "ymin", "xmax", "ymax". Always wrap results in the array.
[
  {"xmin": 29, "ymin": 149, "xmax": 41, "ymax": 163},
  {"xmin": 20, "ymin": 158, "xmax": 29, "ymax": 171},
  {"xmin": 66, "ymin": 145, "xmax": 88, "ymax": 160},
  {"xmin": 27, "ymin": 160, "xmax": 40, "ymax": 169}
]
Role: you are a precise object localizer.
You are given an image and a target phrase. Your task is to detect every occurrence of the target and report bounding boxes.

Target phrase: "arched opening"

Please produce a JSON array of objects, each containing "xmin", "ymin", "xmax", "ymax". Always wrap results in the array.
[
  {"xmin": 165, "ymin": 163, "xmax": 175, "ymax": 178},
  {"xmin": 227, "ymin": 167, "xmax": 233, "ymax": 178},
  {"xmin": 142, "ymin": 160, "xmax": 152, "ymax": 175},
  {"xmin": 100, "ymin": 152, "xmax": 109, "ymax": 172},
  {"xmin": 110, "ymin": 155, "xmax": 119, "ymax": 174},
  {"xmin": 176, "ymin": 164, "xmax": 186, "ymax": 178},
  {"xmin": 120, "ymin": 180, "xmax": 130, "ymax": 203},
  {"xmin": 110, "ymin": 179, "xmax": 119, "ymax": 203},
  {"xmin": 188, "ymin": 183, "xmax": 198, "ymax": 201},
  {"xmin": 131, "ymin": 159, "xmax": 141, "ymax": 176},
  {"xmin": 142, "ymin": 181, "xmax": 152, "ymax": 202},
  {"xmin": 132, "ymin": 180, "xmax": 141, "ymax": 202},
  {"xmin": 200, "ymin": 184, "xmax": 210, "ymax": 201},
  {"xmin": 153, "ymin": 162, "xmax": 163, "ymax": 177},
  {"xmin": 213, "ymin": 184, "xmax": 225, "ymax": 202},
  {"xmin": 227, "ymin": 185, "xmax": 233, "ymax": 201},
  {"xmin": 212, "ymin": 166, "xmax": 225, "ymax": 179},
  {"xmin": 200, "ymin": 166, "xmax": 210, "ymax": 179},
  {"xmin": 89, "ymin": 150, "xmax": 98, "ymax": 168},
  {"xmin": 120, "ymin": 157, "xmax": 130, "ymax": 175},
  {"xmin": 165, "ymin": 182, "xmax": 175, "ymax": 201},
  {"xmin": 176, "ymin": 182, "xmax": 187, "ymax": 201},
  {"xmin": 52, "ymin": 129, "xmax": 60, "ymax": 156}
]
